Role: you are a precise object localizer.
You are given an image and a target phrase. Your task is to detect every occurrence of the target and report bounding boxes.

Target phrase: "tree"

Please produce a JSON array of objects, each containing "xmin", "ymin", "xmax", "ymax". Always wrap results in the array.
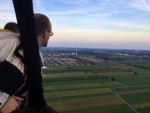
[{"xmin": 134, "ymin": 72, "xmax": 138, "ymax": 75}]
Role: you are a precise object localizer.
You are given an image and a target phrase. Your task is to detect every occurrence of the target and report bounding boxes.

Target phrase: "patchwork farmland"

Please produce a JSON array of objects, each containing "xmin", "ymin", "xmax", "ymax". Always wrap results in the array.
[{"xmin": 42, "ymin": 48, "xmax": 150, "ymax": 113}]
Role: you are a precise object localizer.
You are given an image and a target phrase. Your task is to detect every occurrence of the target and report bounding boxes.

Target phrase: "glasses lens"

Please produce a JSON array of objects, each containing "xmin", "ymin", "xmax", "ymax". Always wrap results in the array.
[{"xmin": 50, "ymin": 32, "xmax": 54, "ymax": 36}]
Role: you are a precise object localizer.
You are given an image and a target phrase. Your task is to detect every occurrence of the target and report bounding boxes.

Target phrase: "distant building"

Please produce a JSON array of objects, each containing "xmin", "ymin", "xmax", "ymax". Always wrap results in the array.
[{"xmin": 76, "ymin": 48, "xmax": 78, "ymax": 56}]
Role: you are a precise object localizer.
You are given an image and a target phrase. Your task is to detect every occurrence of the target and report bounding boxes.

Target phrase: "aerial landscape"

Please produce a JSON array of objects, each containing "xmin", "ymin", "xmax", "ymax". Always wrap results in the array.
[
  {"xmin": 41, "ymin": 47, "xmax": 150, "ymax": 113},
  {"xmin": 0, "ymin": 0, "xmax": 150, "ymax": 113}
]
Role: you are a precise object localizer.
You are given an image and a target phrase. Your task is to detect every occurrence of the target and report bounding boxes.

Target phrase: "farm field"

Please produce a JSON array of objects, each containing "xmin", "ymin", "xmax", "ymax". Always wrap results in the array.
[
  {"xmin": 121, "ymin": 58, "xmax": 150, "ymax": 69},
  {"xmin": 42, "ymin": 63, "xmax": 150, "ymax": 113}
]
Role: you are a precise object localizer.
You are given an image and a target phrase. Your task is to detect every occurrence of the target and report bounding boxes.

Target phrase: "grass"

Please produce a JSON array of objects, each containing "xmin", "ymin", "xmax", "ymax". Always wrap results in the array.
[
  {"xmin": 122, "ymin": 58, "xmax": 150, "ymax": 69},
  {"xmin": 137, "ymin": 107, "xmax": 150, "ymax": 113},
  {"xmin": 61, "ymin": 104, "xmax": 135, "ymax": 113},
  {"xmin": 43, "ymin": 63, "xmax": 150, "ymax": 113}
]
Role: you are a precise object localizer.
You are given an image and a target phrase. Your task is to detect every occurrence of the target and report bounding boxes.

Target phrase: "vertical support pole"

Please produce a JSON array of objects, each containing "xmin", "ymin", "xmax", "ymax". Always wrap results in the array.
[{"xmin": 12, "ymin": 0, "xmax": 46, "ymax": 107}]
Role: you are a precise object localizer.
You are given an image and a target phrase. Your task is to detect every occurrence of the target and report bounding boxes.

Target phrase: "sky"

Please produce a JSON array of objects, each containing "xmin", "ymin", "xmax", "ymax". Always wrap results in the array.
[{"xmin": 0, "ymin": 0, "xmax": 150, "ymax": 50}]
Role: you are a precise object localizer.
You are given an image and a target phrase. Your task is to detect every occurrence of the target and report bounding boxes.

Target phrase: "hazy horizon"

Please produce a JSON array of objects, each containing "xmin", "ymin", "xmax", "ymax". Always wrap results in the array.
[
  {"xmin": 42, "ymin": 46, "xmax": 150, "ymax": 51},
  {"xmin": 0, "ymin": 0, "xmax": 150, "ymax": 50}
]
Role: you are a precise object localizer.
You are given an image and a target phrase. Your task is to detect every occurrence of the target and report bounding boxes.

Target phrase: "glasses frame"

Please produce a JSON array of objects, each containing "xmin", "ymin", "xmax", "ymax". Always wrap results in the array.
[
  {"xmin": 47, "ymin": 30, "xmax": 54, "ymax": 36},
  {"xmin": 49, "ymin": 32, "xmax": 54, "ymax": 36}
]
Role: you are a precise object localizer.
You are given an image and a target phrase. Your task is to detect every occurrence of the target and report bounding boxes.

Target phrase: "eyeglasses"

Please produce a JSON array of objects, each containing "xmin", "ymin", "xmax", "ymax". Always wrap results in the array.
[
  {"xmin": 47, "ymin": 30, "xmax": 54, "ymax": 36},
  {"xmin": 49, "ymin": 32, "xmax": 54, "ymax": 36}
]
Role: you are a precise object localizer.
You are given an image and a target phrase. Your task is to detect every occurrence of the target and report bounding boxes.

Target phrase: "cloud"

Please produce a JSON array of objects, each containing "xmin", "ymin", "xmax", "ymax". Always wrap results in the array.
[
  {"xmin": 31, "ymin": 0, "xmax": 150, "ymax": 49},
  {"xmin": 132, "ymin": 0, "xmax": 150, "ymax": 12},
  {"xmin": 32, "ymin": 0, "xmax": 150, "ymax": 32},
  {"xmin": 34, "ymin": 0, "xmax": 129, "ymax": 16},
  {"xmin": 0, "ymin": 0, "xmax": 17, "ymax": 27},
  {"xmin": 59, "ymin": 0, "xmax": 91, "ymax": 5},
  {"xmin": 48, "ymin": 28, "xmax": 150, "ymax": 49},
  {"xmin": 46, "ymin": 9, "xmax": 87, "ymax": 15},
  {"xmin": 109, "ymin": 21, "xmax": 150, "ymax": 31},
  {"xmin": 33, "ymin": 0, "xmax": 46, "ymax": 13}
]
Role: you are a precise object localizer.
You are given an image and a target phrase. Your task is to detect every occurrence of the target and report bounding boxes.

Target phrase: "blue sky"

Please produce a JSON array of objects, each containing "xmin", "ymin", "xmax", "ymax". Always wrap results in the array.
[{"xmin": 0, "ymin": 0, "xmax": 150, "ymax": 50}]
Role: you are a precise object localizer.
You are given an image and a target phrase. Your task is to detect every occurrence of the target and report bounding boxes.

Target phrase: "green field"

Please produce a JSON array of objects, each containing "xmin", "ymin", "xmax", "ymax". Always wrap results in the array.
[{"xmin": 43, "ymin": 63, "xmax": 150, "ymax": 113}]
